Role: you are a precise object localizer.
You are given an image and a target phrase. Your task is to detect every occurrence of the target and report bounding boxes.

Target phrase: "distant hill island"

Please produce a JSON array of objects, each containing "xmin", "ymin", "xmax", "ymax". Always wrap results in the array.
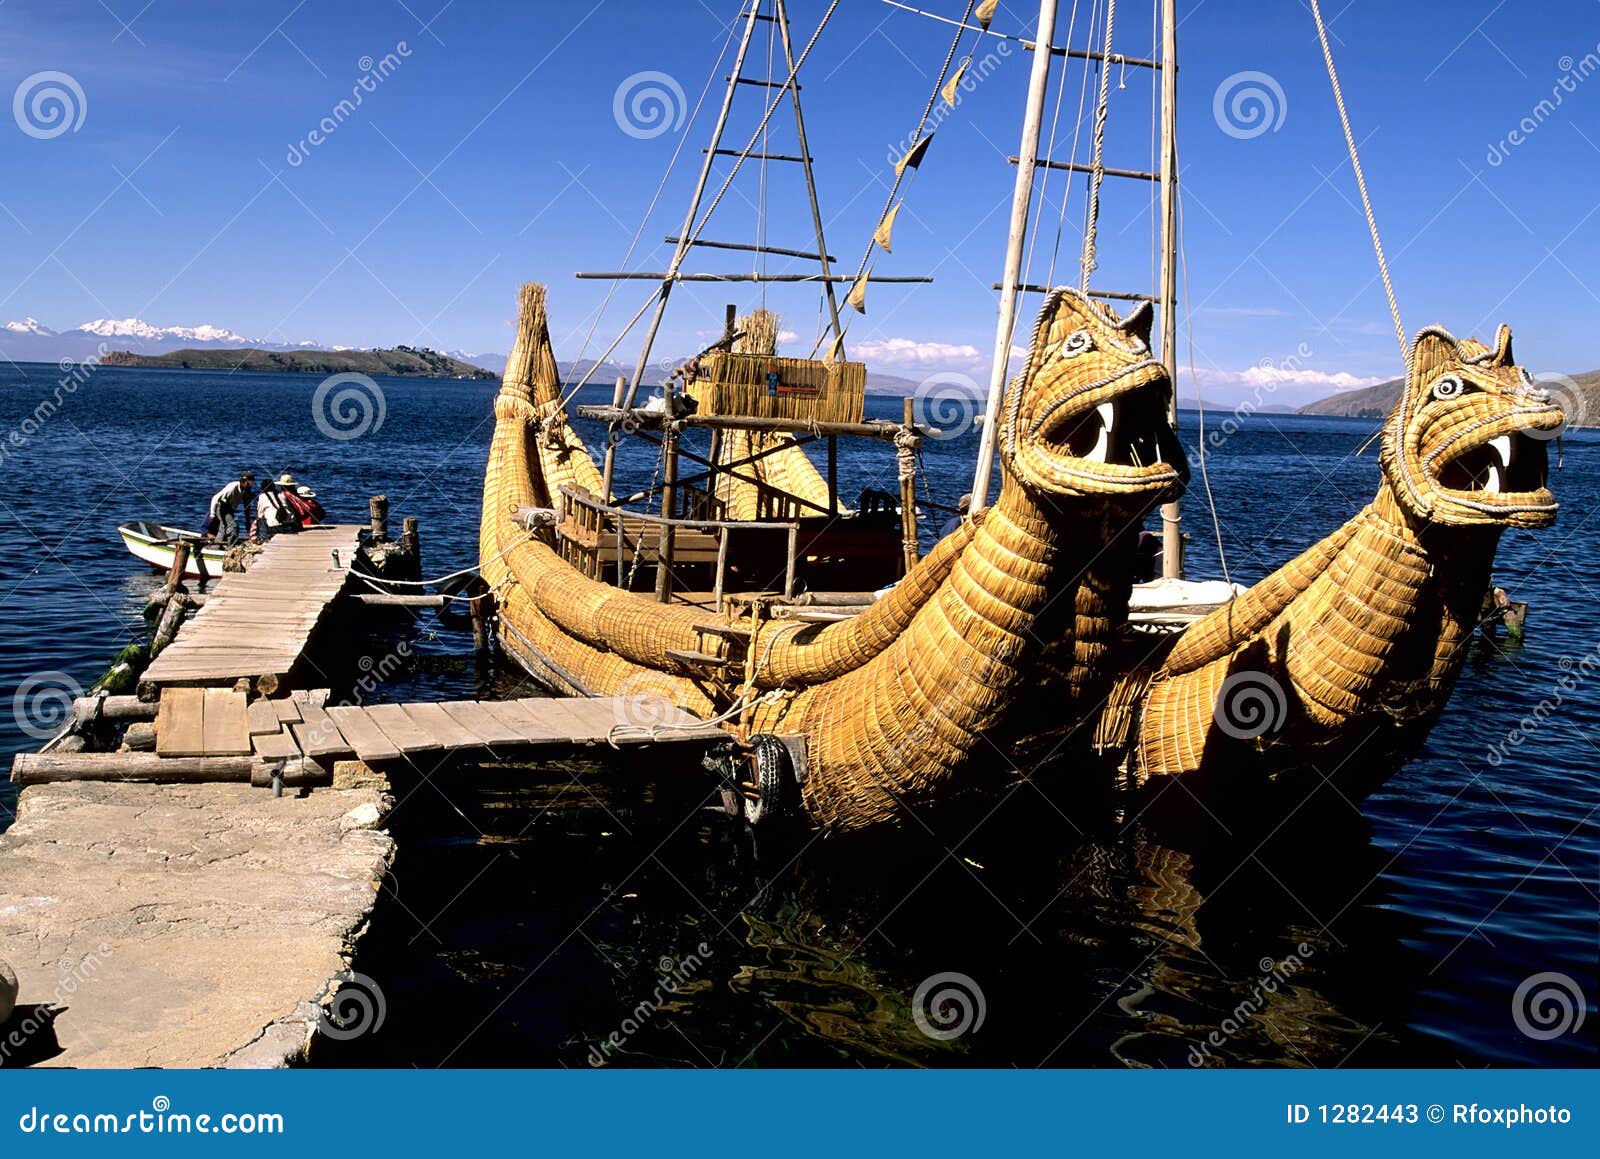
[
  {"xmin": 1300, "ymin": 368, "xmax": 1600, "ymax": 424},
  {"xmin": 100, "ymin": 344, "xmax": 498, "ymax": 379}
]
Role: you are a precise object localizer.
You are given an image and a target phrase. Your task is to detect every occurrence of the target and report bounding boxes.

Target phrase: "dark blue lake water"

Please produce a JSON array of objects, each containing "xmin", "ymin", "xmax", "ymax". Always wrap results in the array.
[{"xmin": 0, "ymin": 363, "xmax": 1593, "ymax": 1068}]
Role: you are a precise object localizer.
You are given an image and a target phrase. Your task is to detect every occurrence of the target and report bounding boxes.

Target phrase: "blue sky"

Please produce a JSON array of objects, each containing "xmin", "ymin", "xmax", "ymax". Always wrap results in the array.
[{"xmin": 1, "ymin": 0, "xmax": 1598, "ymax": 403}]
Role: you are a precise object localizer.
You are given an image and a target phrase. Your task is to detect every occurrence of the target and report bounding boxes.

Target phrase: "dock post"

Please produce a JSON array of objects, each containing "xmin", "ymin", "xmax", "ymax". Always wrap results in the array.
[
  {"xmin": 899, "ymin": 397, "xmax": 920, "ymax": 574},
  {"xmin": 401, "ymin": 516, "xmax": 421, "ymax": 581},
  {"xmin": 654, "ymin": 378, "xmax": 680, "ymax": 603},
  {"xmin": 369, "ymin": 495, "xmax": 389, "ymax": 542},
  {"xmin": 470, "ymin": 588, "xmax": 495, "ymax": 654},
  {"xmin": 165, "ymin": 540, "xmax": 191, "ymax": 595},
  {"xmin": 600, "ymin": 375, "xmax": 626, "ymax": 502}
]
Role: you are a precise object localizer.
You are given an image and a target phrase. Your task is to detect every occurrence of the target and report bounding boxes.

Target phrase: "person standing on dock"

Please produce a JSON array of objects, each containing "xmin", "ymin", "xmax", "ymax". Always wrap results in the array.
[{"xmin": 204, "ymin": 470, "xmax": 255, "ymax": 546}]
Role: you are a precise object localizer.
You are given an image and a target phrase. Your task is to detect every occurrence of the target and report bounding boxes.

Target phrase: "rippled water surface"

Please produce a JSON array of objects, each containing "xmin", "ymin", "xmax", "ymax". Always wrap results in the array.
[{"xmin": 0, "ymin": 363, "xmax": 1594, "ymax": 1067}]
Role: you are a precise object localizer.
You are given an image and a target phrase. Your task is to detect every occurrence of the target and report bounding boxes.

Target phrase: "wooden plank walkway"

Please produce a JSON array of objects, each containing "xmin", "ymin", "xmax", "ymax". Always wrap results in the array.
[
  {"xmin": 239, "ymin": 695, "xmax": 722, "ymax": 764},
  {"xmin": 141, "ymin": 525, "xmax": 365, "ymax": 688}
]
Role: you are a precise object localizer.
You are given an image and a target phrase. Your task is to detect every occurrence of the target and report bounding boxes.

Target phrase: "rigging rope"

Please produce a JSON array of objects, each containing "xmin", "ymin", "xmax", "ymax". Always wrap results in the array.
[
  {"xmin": 818, "ymin": 0, "xmax": 975, "ymax": 358},
  {"xmin": 681, "ymin": 1, "xmax": 843, "ymax": 276},
  {"xmin": 1079, "ymin": 0, "xmax": 1118, "ymax": 289},
  {"xmin": 560, "ymin": 13, "xmax": 742, "ymax": 406},
  {"xmin": 1176, "ymin": 154, "xmax": 1230, "ymax": 586},
  {"xmin": 1308, "ymin": 0, "xmax": 1407, "ymax": 360}
]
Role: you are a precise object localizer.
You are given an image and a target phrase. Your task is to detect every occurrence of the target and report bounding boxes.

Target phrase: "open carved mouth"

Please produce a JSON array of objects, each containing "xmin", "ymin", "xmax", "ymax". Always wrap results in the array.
[
  {"xmin": 1030, "ymin": 370, "xmax": 1187, "ymax": 493},
  {"xmin": 1433, "ymin": 429, "xmax": 1549, "ymax": 498}
]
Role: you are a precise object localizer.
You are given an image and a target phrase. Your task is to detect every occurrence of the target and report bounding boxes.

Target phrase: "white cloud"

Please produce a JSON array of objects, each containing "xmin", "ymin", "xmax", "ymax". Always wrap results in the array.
[
  {"xmin": 1239, "ymin": 367, "xmax": 1387, "ymax": 389},
  {"xmin": 852, "ymin": 337, "xmax": 984, "ymax": 365},
  {"xmin": 1189, "ymin": 366, "xmax": 1386, "ymax": 390}
]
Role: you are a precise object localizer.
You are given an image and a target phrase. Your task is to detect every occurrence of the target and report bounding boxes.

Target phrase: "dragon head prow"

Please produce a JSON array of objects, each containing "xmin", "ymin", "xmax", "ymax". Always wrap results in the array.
[
  {"xmin": 1381, "ymin": 323, "xmax": 1562, "ymax": 530},
  {"xmin": 1001, "ymin": 288, "xmax": 1188, "ymax": 501}
]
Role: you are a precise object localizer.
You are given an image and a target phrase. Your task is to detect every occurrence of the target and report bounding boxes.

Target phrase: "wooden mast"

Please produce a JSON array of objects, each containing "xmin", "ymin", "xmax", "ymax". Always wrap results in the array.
[
  {"xmin": 622, "ymin": 3, "xmax": 764, "ymax": 410},
  {"xmin": 1157, "ymin": 0, "xmax": 1182, "ymax": 578},
  {"xmin": 775, "ymin": 0, "xmax": 844, "ymax": 349},
  {"xmin": 970, "ymin": 0, "xmax": 1059, "ymax": 513}
]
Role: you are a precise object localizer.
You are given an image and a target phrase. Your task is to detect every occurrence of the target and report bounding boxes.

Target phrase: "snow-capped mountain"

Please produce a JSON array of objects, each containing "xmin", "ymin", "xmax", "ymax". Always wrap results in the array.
[
  {"xmin": 0, "ymin": 315, "xmax": 338, "ymax": 364},
  {"xmin": 0, "ymin": 313, "xmax": 510, "ymax": 370},
  {"xmin": 72, "ymin": 318, "xmax": 255, "ymax": 344}
]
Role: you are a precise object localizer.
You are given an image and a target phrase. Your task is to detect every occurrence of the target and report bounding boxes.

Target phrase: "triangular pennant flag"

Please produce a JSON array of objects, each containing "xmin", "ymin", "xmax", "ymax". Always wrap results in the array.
[
  {"xmin": 894, "ymin": 134, "xmax": 934, "ymax": 178},
  {"xmin": 976, "ymin": 0, "xmax": 998, "ymax": 30},
  {"xmin": 826, "ymin": 331, "xmax": 846, "ymax": 362},
  {"xmin": 873, "ymin": 201, "xmax": 902, "ymax": 253},
  {"xmin": 846, "ymin": 270, "xmax": 870, "ymax": 314},
  {"xmin": 941, "ymin": 60, "xmax": 969, "ymax": 108}
]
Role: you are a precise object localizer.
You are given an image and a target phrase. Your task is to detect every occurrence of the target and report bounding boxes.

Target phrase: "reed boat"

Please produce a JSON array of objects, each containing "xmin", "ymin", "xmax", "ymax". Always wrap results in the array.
[
  {"xmin": 1099, "ymin": 324, "xmax": 1562, "ymax": 797},
  {"xmin": 482, "ymin": 283, "xmax": 1186, "ymax": 830},
  {"xmin": 118, "ymin": 521, "xmax": 226, "ymax": 580},
  {"xmin": 480, "ymin": 0, "xmax": 1564, "ymax": 831}
]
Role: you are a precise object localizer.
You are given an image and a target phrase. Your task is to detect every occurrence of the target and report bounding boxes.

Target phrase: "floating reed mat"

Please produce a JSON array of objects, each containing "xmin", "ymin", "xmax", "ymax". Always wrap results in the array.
[{"xmin": 692, "ymin": 352, "xmax": 866, "ymax": 424}]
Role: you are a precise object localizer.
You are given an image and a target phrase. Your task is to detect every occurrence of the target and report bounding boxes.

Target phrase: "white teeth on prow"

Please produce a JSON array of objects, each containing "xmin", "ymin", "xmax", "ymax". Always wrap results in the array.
[
  {"xmin": 1489, "ymin": 434, "xmax": 1512, "ymax": 468},
  {"xmin": 1097, "ymin": 401, "xmax": 1117, "ymax": 434},
  {"xmin": 1485, "ymin": 464, "xmax": 1502, "ymax": 494},
  {"xmin": 1088, "ymin": 424, "xmax": 1110, "ymax": 463}
]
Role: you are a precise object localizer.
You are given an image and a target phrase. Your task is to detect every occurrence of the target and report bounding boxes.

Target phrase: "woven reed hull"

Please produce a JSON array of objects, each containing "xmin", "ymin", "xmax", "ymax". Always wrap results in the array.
[
  {"xmin": 1124, "ymin": 318, "xmax": 1560, "ymax": 795},
  {"xmin": 480, "ymin": 282, "xmax": 1188, "ymax": 833},
  {"xmin": 483, "ymin": 394, "xmax": 1127, "ymax": 830}
]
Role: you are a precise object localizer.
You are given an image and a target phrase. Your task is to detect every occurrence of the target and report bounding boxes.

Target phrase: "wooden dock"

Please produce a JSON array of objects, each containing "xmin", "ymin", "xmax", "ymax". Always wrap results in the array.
[
  {"xmin": 13, "ymin": 693, "xmax": 723, "ymax": 785},
  {"xmin": 140, "ymin": 524, "xmax": 364, "ymax": 689},
  {"xmin": 14, "ymin": 515, "xmax": 727, "ymax": 791},
  {"xmin": 241, "ymin": 693, "xmax": 721, "ymax": 766}
]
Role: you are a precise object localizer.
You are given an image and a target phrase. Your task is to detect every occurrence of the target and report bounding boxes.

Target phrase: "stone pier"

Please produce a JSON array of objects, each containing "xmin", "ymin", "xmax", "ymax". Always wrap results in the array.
[{"xmin": 0, "ymin": 779, "xmax": 393, "ymax": 1068}]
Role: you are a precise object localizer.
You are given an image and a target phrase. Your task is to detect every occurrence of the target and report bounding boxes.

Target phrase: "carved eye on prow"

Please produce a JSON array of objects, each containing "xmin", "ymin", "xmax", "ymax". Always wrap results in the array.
[
  {"xmin": 1431, "ymin": 374, "xmax": 1469, "ymax": 402},
  {"xmin": 1062, "ymin": 329, "xmax": 1096, "ymax": 358}
]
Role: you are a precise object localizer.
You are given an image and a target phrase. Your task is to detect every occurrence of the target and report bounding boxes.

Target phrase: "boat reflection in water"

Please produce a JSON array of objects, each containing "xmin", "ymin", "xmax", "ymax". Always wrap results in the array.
[{"xmin": 320, "ymin": 734, "xmax": 1436, "ymax": 1069}]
